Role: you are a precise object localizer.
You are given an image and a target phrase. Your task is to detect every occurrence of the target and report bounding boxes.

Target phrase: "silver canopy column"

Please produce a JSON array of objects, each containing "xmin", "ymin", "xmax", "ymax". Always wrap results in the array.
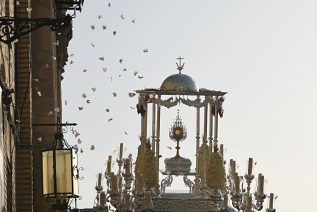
[
  {"xmin": 139, "ymin": 94, "xmax": 148, "ymax": 155},
  {"xmin": 151, "ymin": 94, "xmax": 156, "ymax": 153},
  {"xmin": 195, "ymin": 95, "xmax": 201, "ymax": 185},
  {"xmin": 155, "ymin": 95, "xmax": 161, "ymax": 194},
  {"xmin": 209, "ymin": 96, "xmax": 213, "ymax": 152},
  {"xmin": 213, "ymin": 96, "xmax": 219, "ymax": 152}
]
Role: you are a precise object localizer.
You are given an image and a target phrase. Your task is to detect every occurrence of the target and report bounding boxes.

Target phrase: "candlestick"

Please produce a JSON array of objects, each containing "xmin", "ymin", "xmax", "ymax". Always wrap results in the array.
[
  {"xmin": 269, "ymin": 193, "xmax": 274, "ymax": 209},
  {"xmin": 119, "ymin": 143, "xmax": 123, "ymax": 159},
  {"xmin": 248, "ymin": 158, "xmax": 253, "ymax": 175},
  {"xmin": 106, "ymin": 155, "xmax": 112, "ymax": 175},
  {"xmin": 125, "ymin": 158, "xmax": 131, "ymax": 174},
  {"xmin": 234, "ymin": 173, "xmax": 240, "ymax": 194},
  {"xmin": 128, "ymin": 154, "xmax": 133, "ymax": 173},
  {"xmin": 111, "ymin": 173, "xmax": 118, "ymax": 193},
  {"xmin": 257, "ymin": 173, "xmax": 264, "ymax": 195}
]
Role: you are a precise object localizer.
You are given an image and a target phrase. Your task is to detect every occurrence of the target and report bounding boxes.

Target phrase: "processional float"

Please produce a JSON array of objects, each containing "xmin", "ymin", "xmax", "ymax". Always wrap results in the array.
[{"xmin": 93, "ymin": 58, "xmax": 277, "ymax": 212}]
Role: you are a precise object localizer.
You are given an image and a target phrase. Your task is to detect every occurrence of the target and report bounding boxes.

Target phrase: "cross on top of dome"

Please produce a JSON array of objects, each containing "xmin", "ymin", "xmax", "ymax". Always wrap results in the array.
[{"xmin": 176, "ymin": 57, "xmax": 185, "ymax": 74}]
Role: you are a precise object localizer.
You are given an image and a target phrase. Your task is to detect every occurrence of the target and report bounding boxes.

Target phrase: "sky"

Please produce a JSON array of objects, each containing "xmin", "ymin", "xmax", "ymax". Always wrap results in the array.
[{"xmin": 62, "ymin": 1, "xmax": 317, "ymax": 211}]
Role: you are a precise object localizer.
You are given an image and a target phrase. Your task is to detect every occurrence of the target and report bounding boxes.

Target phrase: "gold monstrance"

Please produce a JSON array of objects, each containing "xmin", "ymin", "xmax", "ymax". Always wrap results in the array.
[{"xmin": 169, "ymin": 111, "xmax": 187, "ymax": 158}]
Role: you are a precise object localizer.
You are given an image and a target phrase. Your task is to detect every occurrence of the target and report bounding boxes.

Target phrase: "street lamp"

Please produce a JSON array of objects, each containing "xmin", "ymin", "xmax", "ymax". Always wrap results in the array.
[{"xmin": 40, "ymin": 119, "xmax": 79, "ymax": 211}]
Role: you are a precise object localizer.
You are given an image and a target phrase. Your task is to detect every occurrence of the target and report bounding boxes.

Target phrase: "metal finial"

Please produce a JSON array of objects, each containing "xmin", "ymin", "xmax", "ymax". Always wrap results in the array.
[{"xmin": 176, "ymin": 57, "xmax": 185, "ymax": 74}]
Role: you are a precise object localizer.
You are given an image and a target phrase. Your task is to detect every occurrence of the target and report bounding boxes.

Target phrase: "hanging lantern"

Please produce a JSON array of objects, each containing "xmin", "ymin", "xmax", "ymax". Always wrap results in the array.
[{"xmin": 41, "ymin": 119, "xmax": 79, "ymax": 210}]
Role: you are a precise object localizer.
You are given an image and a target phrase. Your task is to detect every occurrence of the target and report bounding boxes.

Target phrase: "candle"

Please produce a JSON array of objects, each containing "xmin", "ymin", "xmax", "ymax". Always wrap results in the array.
[
  {"xmin": 119, "ymin": 143, "xmax": 123, "ymax": 159},
  {"xmin": 269, "ymin": 193, "xmax": 274, "ymax": 209},
  {"xmin": 128, "ymin": 154, "xmax": 133, "ymax": 172},
  {"xmin": 106, "ymin": 155, "xmax": 112, "ymax": 175},
  {"xmin": 220, "ymin": 144, "xmax": 224, "ymax": 158},
  {"xmin": 97, "ymin": 172, "xmax": 102, "ymax": 187},
  {"xmin": 231, "ymin": 160, "xmax": 236, "ymax": 176},
  {"xmin": 257, "ymin": 173, "xmax": 264, "ymax": 194},
  {"xmin": 248, "ymin": 158, "xmax": 253, "ymax": 175}
]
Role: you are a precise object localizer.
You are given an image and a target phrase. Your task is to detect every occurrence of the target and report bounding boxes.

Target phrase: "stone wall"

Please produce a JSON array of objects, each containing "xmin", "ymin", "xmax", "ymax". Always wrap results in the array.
[{"xmin": 15, "ymin": 0, "xmax": 33, "ymax": 210}]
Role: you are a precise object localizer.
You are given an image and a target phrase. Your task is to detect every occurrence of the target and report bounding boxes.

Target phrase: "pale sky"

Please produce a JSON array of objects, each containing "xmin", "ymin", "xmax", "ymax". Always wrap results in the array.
[{"xmin": 62, "ymin": 1, "xmax": 317, "ymax": 211}]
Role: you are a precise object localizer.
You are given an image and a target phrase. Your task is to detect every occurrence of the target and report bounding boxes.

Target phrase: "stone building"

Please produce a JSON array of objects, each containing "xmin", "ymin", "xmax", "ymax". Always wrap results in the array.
[{"xmin": 0, "ymin": 0, "xmax": 77, "ymax": 211}]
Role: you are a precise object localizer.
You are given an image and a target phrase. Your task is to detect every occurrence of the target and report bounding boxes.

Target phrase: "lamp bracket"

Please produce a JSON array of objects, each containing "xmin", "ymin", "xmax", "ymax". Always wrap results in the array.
[
  {"xmin": 32, "ymin": 122, "xmax": 77, "ymax": 127},
  {"xmin": 0, "ymin": 14, "xmax": 72, "ymax": 44},
  {"xmin": 56, "ymin": 0, "xmax": 84, "ymax": 12}
]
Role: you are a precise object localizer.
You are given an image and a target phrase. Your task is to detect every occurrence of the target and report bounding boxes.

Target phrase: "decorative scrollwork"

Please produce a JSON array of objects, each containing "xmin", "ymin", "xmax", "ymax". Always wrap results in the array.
[
  {"xmin": 0, "ymin": 15, "xmax": 72, "ymax": 44},
  {"xmin": 160, "ymin": 175, "xmax": 173, "ymax": 193},
  {"xmin": 183, "ymin": 176, "xmax": 194, "ymax": 193},
  {"xmin": 149, "ymin": 97, "xmax": 180, "ymax": 108},
  {"xmin": 73, "ymin": 165, "xmax": 84, "ymax": 180}
]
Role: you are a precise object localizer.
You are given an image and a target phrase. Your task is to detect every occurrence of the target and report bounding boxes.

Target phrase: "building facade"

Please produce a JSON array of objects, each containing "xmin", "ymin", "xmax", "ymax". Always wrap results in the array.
[{"xmin": 0, "ymin": 0, "xmax": 75, "ymax": 211}]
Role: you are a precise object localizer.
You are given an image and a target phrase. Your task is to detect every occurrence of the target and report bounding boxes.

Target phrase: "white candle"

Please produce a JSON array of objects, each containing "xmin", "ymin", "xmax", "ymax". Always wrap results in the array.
[
  {"xmin": 119, "ymin": 143, "xmax": 123, "ymax": 159},
  {"xmin": 97, "ymin": 173, "xmax": 102, "ymax": 187},
  {"xmin": 248, "ymin": 158, "xmax": 253, "ymax": 175},
  {"xmin": 257, "ymin": 173, "xmax": 264, "ymax": 194},
  {"xmin": 234, "ymin": 173, "xmax": 240, "ymax": 194},
  {"xmin": 269, "ymin": 193, "xmax": 274, "ymax": 209},
  {"xmin": 230, "ymin": 160, "xmax": 236, "ymax": 176},
  {"xmin": 106, "ymin": 155, "xmax": 112, "ymax": 175}
]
